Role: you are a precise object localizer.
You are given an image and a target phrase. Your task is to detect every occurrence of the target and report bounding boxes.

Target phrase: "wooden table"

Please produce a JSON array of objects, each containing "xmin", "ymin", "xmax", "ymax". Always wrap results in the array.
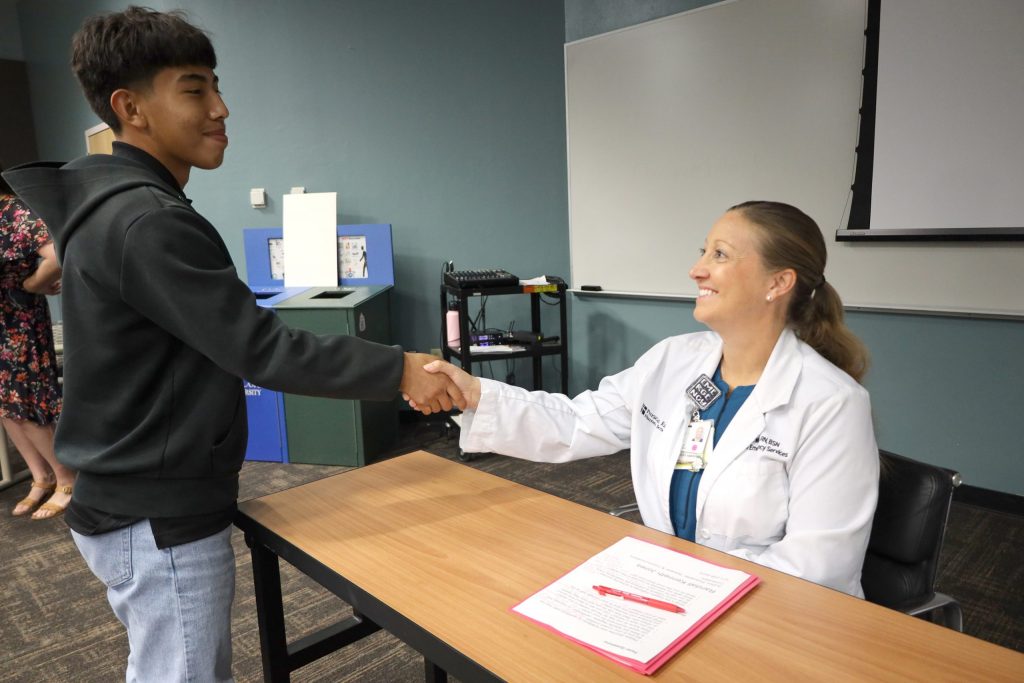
[{"xmin": 235, "ymin": 450, "xmax": 1023, "ymax": 682}]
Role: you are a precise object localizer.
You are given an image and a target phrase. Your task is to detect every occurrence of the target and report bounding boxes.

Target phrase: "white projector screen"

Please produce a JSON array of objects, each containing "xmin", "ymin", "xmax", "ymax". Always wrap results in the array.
[
  {"xmin": 861, "ymin": 0, "xmax": 1024, "ymax": 235},
  {"xmin": 843, "ymin": 0, "xmax": 1024, "ymax": 240},
  {"xmin": 565, "ymin": 0, "xmax": 1024, "ymax": 316}
]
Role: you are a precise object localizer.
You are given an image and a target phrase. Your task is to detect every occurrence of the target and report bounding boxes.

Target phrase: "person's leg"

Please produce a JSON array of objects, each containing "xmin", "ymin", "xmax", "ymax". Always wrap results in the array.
[
  {"xmin": 169, "ymin": 525, "xmax": 236, "ymax": 683},
  {"xmin": 3, "ymin": 417, "xmax": 55, "ymax": 515},
  {"xmin": 72, "ymin": 521, "xmax": 236, "ymax": 683},
  {"xmin": 18, "ymin": 421, "xmax": 74, "ymax": 519}
]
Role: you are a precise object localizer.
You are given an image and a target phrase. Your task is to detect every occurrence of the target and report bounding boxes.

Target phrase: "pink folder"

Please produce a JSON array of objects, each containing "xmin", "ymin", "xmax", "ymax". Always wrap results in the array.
[{"xmin": 511, "ymin": 536, "xmax": 761, "ymax": 675}]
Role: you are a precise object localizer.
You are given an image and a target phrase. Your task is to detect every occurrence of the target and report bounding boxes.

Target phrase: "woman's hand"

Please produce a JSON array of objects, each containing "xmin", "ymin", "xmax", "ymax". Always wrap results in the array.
[
  {"xmin": 27, "ymin": 278, "xmax": 61, "ymax": 296},
  {"xmin": 405, "ymin": 360, "xmax": 482, "ymax": 411},
  {"xmin": 21, "ymin": 242, "xmax": 62, "ymax": 295}
]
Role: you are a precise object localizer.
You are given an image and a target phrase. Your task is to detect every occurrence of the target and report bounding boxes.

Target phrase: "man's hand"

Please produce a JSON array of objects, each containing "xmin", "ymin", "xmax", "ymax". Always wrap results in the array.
[
  {"xmin": 399, "ymin": 352, "xmax": 467, "ymax": 415},
  {"xmin": 404, "ymin": 359, "xmax": 479, "ymax": 412},
  {"xmin": 418, "ymin": 360, "xmax": 481, "ymax": 411}
]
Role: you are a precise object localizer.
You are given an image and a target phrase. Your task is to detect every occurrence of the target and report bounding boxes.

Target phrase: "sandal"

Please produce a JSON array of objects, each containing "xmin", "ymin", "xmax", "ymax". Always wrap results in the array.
[
  {"xmin": 31, "ymin": 484, "xmax": 73, "ymax": 520},
  {"xmin": 12, "ymin": 480, "xmax": 56, "ymax": 516}
]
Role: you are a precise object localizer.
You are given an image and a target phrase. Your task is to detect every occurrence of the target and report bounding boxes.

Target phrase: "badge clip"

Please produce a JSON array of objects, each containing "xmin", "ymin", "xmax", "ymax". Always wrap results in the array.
[{"xmin": 686, "ymin": 374, "xmax": 722, "ymax": 420}]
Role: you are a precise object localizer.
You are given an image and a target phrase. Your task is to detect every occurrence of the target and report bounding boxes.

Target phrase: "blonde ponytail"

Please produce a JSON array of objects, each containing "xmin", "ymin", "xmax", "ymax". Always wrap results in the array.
[
  {"xmin": 791, "ymin": 280, "xmax": 869, "ymax": 382},
  {"xmin": 729, "ymin": 201, "xmax": 870, "ymax": 383}
]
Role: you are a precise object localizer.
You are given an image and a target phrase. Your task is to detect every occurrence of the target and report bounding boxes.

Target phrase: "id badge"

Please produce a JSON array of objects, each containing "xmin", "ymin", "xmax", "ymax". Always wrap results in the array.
[{"xmin": 676, "ymin": 419, "xmax": 714, "ymax": 471}]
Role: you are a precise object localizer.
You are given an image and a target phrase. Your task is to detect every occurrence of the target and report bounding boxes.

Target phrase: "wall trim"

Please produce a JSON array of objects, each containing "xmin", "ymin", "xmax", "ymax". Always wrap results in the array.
[{"xmin": 954, "ymin": 485, "xmax": 1024, "ymax": 517}]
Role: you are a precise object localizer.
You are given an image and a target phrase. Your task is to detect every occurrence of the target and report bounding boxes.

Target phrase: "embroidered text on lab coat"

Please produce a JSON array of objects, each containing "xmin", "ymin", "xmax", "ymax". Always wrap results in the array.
[{"xmin": 747, "ymin": 435, "xmax": 790, "ymax": 460}]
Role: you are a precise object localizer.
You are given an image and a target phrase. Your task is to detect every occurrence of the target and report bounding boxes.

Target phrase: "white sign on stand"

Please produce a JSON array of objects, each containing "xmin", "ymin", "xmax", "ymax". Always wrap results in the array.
[{"xmin": 282, "ymin": 192, "xmax": 338, "ymax": 287}]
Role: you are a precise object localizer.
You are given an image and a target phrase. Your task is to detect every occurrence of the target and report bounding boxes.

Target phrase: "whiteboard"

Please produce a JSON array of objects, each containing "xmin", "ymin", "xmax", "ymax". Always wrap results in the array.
[{"xmin": 565, "ymin": 0, "xmax": 1024, "ymax": 317}]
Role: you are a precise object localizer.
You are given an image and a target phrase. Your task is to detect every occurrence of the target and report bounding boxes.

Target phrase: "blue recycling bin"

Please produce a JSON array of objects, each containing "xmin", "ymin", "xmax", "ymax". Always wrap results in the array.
[
  {"xmin": 242, "ymin": 287, "xmax": 306, "ymax": 462},
  {"xmin": 243, "ymin": 380, "xmax": 288, "ymax": 462}
]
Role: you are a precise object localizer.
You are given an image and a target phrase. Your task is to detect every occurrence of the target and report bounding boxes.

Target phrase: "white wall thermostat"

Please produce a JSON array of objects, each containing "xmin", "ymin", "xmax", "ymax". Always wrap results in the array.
[{"xmin": 250, "ymin": 187, "xmax": 267, "ymax": 208}]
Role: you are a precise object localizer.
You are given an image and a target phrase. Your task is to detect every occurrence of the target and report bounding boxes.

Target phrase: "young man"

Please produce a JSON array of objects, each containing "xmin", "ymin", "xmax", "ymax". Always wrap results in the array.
[{"xmin": 3, "ymin": 7, "xmax": 462, "ymax": 681}]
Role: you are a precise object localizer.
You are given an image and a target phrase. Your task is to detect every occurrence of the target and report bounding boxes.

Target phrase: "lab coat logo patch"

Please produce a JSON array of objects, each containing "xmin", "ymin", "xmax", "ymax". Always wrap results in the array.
[{"xmin": 640, "ymin": 404, "xmax": 666, "ymax": 432}]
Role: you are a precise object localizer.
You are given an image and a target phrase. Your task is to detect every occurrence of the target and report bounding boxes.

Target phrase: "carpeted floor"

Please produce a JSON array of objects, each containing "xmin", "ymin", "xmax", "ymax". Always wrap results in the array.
[{"xmin": 1, "ymin": 419, "xmax": 1021, "ymax": 682}]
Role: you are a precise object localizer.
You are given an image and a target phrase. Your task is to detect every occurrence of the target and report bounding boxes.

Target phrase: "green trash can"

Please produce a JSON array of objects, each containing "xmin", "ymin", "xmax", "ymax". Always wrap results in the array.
[{"xmin": 273, "ymin": 285, "xmax": 398, "ymax": 466}]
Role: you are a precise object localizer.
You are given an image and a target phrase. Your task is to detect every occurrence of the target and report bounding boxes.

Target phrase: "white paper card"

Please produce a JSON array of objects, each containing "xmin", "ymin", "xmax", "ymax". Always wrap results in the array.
[{"xmin": 282, "ymin": 192, "xmax": 338, "ymax": 287}]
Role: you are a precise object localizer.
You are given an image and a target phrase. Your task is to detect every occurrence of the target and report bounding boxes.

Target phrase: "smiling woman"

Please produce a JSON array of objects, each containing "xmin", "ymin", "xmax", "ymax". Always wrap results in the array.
[
  {"xmin": 689, "ymin": 209, "xmax": 793, "ymax": 376},
  {"xmin": 419, "ymin": 200, "xmax": 881, "ymax": 598}
]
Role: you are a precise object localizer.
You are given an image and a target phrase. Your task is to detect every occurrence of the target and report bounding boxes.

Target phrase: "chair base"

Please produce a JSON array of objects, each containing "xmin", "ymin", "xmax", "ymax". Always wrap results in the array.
[
  {"xmin": 907, "ymin": 592, "xmax": 963, "ymax": 632},
  {"xmin": 608, "ymin": 503, "xmax": 639, "ymax": 518}
]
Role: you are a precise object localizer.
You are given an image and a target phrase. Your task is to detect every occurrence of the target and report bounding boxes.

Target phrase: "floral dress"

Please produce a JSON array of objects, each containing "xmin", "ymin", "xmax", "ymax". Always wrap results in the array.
[{"xmin": 0, "ymin": 194, "xmax": 61, "ymax": 425}]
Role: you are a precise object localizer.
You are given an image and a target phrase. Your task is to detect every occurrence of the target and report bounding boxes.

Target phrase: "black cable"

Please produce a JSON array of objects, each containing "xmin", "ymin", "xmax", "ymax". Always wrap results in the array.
[{"xmin": 469, "ymin": 295, "xmax": 488, "ymax": 332}]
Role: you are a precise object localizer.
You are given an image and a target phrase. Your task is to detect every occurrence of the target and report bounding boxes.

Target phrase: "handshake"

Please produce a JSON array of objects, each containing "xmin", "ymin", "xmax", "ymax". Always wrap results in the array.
[{"xmin": 399, "ymin": 352, "xmax": 482, "ymax": 414}]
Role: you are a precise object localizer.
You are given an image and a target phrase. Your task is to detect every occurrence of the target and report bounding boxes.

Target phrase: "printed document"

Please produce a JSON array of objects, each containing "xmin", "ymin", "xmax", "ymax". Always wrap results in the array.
[{"xmin": 512, "ymin": 536, "xmax": 759, "ymax": 674}]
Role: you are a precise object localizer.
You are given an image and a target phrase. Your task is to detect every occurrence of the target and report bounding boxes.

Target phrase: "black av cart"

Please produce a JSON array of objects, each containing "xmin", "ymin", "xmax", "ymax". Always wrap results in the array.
[{"xmin": 439, "ymin": 280, "xmax": 569, "ymax": 395}]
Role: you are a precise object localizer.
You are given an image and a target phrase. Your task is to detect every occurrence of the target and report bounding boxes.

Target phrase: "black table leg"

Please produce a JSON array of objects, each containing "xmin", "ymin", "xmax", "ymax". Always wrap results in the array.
[
  {"xmin": 247, "ymin": 533, "xmax": 291, "ymax": 683},
  {"xmin": 425, "ymin": 658, "xmax": 448, "ymax": 683}
]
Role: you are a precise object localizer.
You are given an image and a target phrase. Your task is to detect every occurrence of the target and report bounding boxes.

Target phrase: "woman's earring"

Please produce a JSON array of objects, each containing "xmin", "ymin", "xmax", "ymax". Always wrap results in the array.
[{"xmin": 766, "ymin": 294, "xmax": 774, "ymax": 302}]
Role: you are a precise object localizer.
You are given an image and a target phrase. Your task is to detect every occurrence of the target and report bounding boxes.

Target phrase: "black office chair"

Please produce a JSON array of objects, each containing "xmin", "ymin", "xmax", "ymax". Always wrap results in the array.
[{"xmin": 862, "ymin": 449, "xmax": 963, "ymax": 631}]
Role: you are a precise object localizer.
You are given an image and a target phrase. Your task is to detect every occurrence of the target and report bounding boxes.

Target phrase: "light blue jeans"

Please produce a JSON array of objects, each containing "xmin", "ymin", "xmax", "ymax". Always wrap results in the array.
[{"xmin": 71, "ymin": 521, "xmax": 235, "ymax": 683}]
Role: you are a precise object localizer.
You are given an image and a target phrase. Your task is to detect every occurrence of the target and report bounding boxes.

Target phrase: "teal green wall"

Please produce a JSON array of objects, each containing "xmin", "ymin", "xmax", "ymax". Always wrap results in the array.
[
  {"xmin": 846, "ymin": 311, "xmax": 1023, "ymax": 493},
  {"xmin": 15, "ymin": 0, "xmax": 569, "ymax": 359}
]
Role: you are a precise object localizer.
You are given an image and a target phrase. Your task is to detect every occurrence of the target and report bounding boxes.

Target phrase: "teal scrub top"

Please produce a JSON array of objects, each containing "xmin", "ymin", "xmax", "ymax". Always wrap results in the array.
[{"xmin": 669, "ymin": 365, "xmax": 754, "ymax": 541}]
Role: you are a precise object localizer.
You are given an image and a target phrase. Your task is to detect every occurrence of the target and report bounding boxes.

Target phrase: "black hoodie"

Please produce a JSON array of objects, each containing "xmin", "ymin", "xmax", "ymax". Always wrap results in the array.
[{"xmin": 2, "ymin": 146, "xmax": 403, "ymax": 517}]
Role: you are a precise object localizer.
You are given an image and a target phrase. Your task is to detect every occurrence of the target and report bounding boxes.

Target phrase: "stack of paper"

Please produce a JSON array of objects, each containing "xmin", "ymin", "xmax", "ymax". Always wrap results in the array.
[
  {"xmin": 468, "ymin": 344, "xmax": 523, "ymax": 354},
  {"xmin": 512, "ymin": 536, "xmax": 759, "ymax": 675}
]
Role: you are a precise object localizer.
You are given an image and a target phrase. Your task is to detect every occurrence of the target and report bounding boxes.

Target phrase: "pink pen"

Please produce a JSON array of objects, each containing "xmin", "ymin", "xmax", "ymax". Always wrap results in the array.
[{"xmin": 593, "ymin": 585, "xmax": 685, "ymax": 613}]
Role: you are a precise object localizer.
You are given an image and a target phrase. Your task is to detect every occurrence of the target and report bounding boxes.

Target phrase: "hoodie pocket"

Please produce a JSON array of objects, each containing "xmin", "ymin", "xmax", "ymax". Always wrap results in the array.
[{"xmin": 209, "ymin": 390, "xmax": 247, "ymax": 474}]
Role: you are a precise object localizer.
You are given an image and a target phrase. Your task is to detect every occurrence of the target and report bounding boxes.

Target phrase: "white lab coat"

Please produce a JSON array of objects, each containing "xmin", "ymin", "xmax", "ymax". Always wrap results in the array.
[{"xmin": 460, "ymin": 328, "xmax": 879, "ymax": 597}]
